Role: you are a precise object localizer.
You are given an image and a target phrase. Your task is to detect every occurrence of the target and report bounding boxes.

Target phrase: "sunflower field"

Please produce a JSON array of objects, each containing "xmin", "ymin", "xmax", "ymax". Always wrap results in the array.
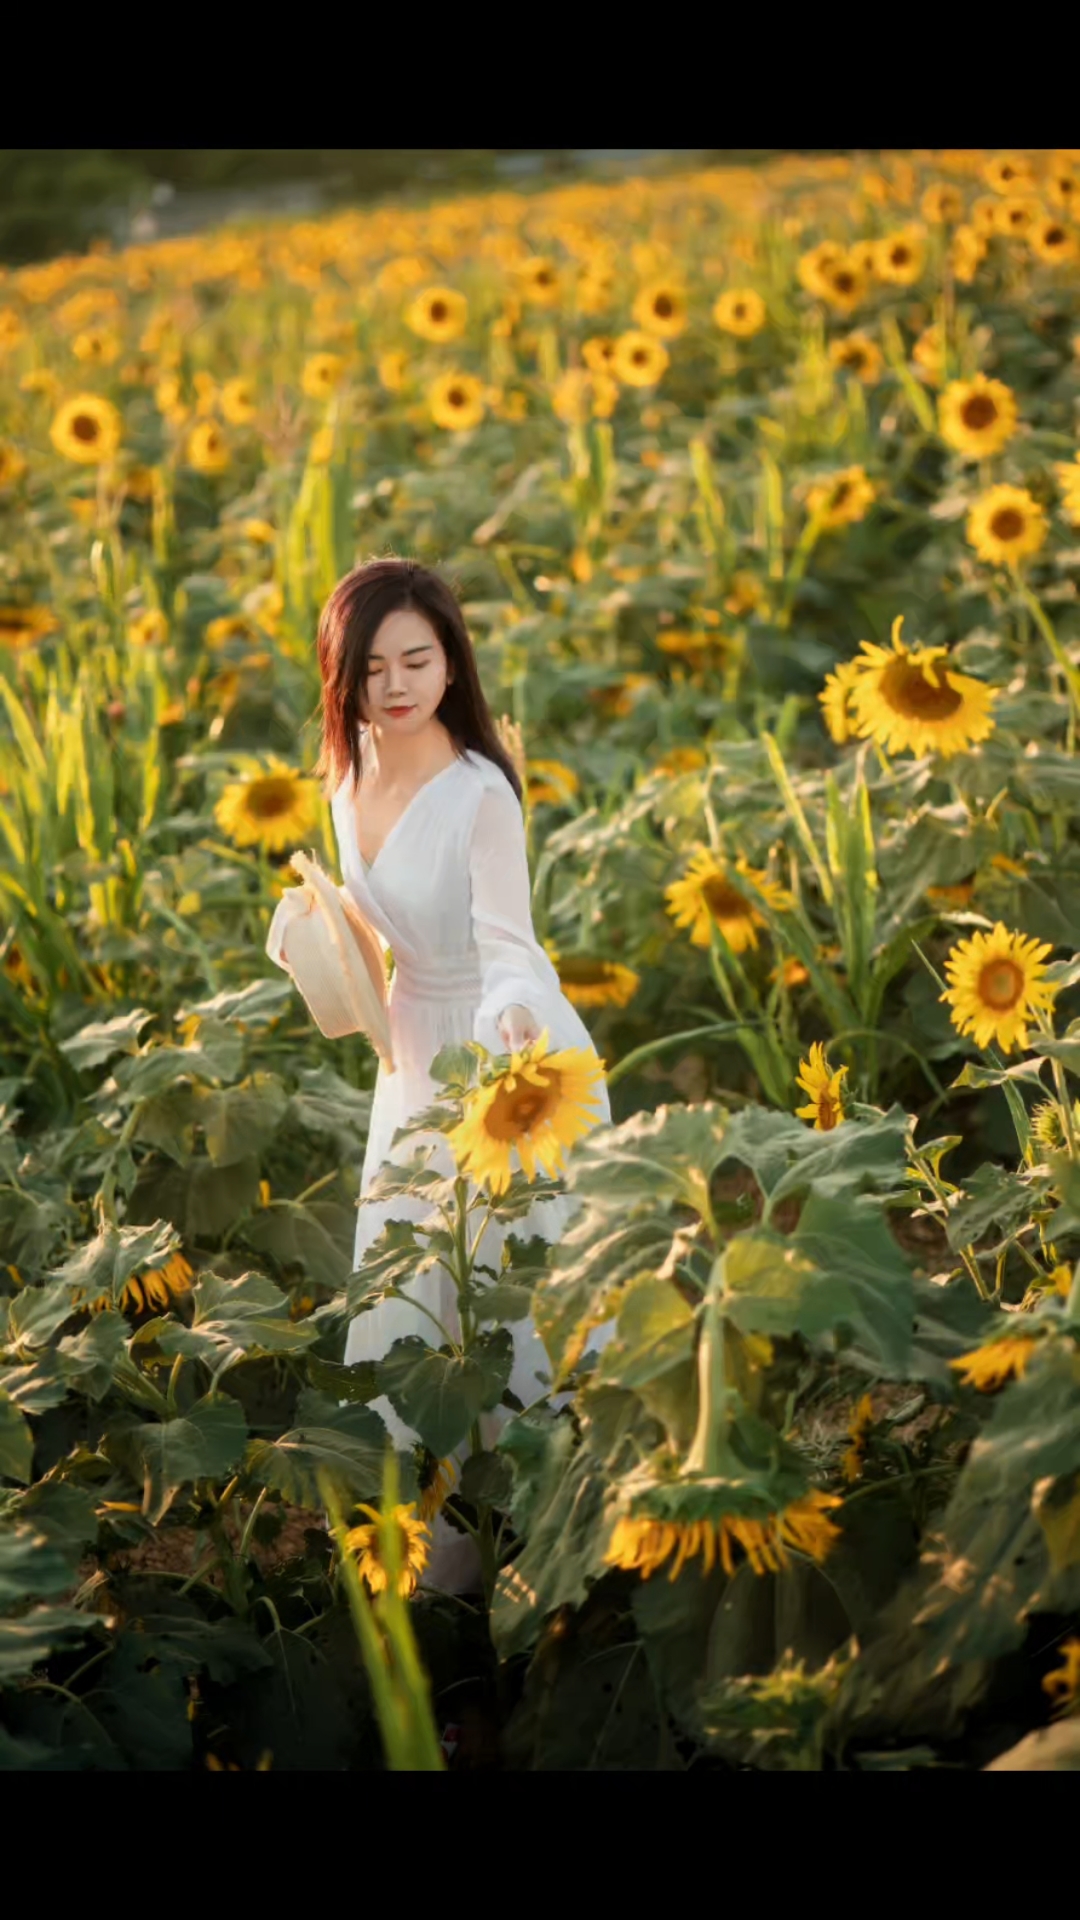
[{"xmin": 3, "ymin": 147, "xmax": 1080, "ymax": 1772}]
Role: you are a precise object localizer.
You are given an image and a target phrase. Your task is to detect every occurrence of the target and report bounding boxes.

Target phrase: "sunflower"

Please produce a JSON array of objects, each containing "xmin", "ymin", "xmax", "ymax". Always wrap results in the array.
[
  {"xmin": 344, "ymin": 1502, "xmax": 431, "ymax": 1598},
  {"xmin": 577, "ymin": 263, "xmax": 617, "ymax": 315},
  {"xmin": 611, "ymin": 330, "xmax": 669, "ymax": 387},
  {"xmin": 0, "ymin": 443, "xmax": 27, "ymax": 487},
  {"xmin": 632, "ymin": 282, "xmax": 687, "ymax": 340},
  {"xmin": 995, "ymin": 195, "xmax": 1040, "ymax": 239},
  {"xmin": 206, "ymin": 614, "xmax": 256, "ymax": 648},
  {"xmin": 605, "ymin": 1489, "xmax": 842, "ymax": 1583},
  {"xmin": 72, "ymin": 326, "xmax": 121, "ymax": 366},
  {"xmin": 654, "ymin": 744, "xmax": 708, "ymax": 774},
  {"xmin": 966, "ymin": 484, "xmax": 1047, "ymax": 567},
  {"xmin": 0, "ymin": 306, "xmax": 26, "ymax": 353},
  {"xmin": 550, "ymin": 369, "xmax": 592, "ymax": 424},
  {"xmin": 301, "ymin": 352, "xmax": 345, "ymax": 400},
  {"xmin": 186, "ymin": 420, "xmax": 230, "ymax": 475},
  {"xmin": 665, "ymin": 846, "xmax": 793, "ymax": 953},
  {"xmin": 378, "ymin": 350, "xmax": 408, "ymax": 392},
  {"xmin": 796, "ymin": 241, "xmax": 846, "ymax": 298},
  {"xmin": 828, "ymin": 331, "xmax": 883, "ymax": 384},
  {"xmin": 0, "ymin": 605, "xmax": 58, "ymax": 651},
  {"xmin": 713, "ymin": 288, "xmax": 767, "ymax": 338},
  {"xmin": 239, "ymin": 517, "xmax": 276, "ymax": 545},
  {"xmin": 940, "ymin": 921, "xmax": 1058, "ymax": 1053},
  {"xmin": 590, "ymin": 372, "xmax": 619, "ymax": 419},
  {"xmin": 970, "ymin": 194, "xmax": 1001, "ymax": 235},
  {"xmin": 214, "ymin": 759, "xmax": 320, "ymax": 853},
  {"xmin": 817, "ymin": 256, "xmax": 868, "ymax": 315},
  {"xmin": 220, "ymin": 376, "xmax": 257, "ymax": 424},
  {"xmin": 1042, "ymin": 1637, "xmax": 1080, "ymax": 1715},
  {"xmin": 582, "ymin": 335, "xmax": 617, "ymax": 375},
  {"xmin": 724, "ymin": 571, "xmax": 770, "ymax": 617},
  {"xmin": 1047, "ymin": 166, "xmax": 1079, "ymax": 214},
  {"xmin": 818, "ymin": 659, "xmax": 865, "ymax": 745},
  {"xmin": 49, "ymin": 393, "xmax": 122, "ymax": 465},
  {"xmin": 516, "ymin": 257, "xmax": 561, "ymax": 306},
  {"xmin": 418, "ymin": 1458, "xmax": 458, "ymax": 1526},
  {"xmin": 128, "ymin": 609, "xmax": 168, "ymax": 647},
  {"xmin": 983, "ymin": 152, "xmax": 1035, "ymax": 196},
  {"xmin": 794, "ymin": 1041, "xmax": 848, "ymax": 1131},
  {"xmin": 951, "ymin": 224, "xmax": 986, "ymax": 283},
  {"xmin": 838, "ymin": 615, "xmax": 998, "ymax": 759},
  {"xmin": 20, "ymin": 368, "xmax": 61, "ymax": 403},
  {"xmin": 806, "ymin": 465, "xmax": 876, "ymax": 530},
  {"xmin": 309, "ymin": 425, "xmax": 334, "ymax": 464},
  {"xmin": 938, "ymin": 372, "xmax": 1018, "ymax": 460},
  {"xmin": 874, "ymin": 227, "xmax": 926, "ymax": 285},
  {"xmin": 912, "ymin": 323, "xmax": 946, "ymax": 387},
  {"xmin": 80, "ymin": 1249, "xmax": 195, "ymax": 1317},
  {"xmin": 920, "ymin": 181, "xmax": 965, "ymax": 224},
  {"xmin": 405, "ymin": 285, "xmax": 468, "ymax": 343},
  {"xmin": 1055, "ymin": 459, "xmax": 1080, "ymax": 526},
  {"xmin": 122, "ymin": 463, "xmax": 155, "ymax": 502},
  {"xmin": 949, "ymin": 1334, "xmax": 1038, "ymax": 1391},
  {"xmin": 1029, "ymin": 217, "xmax": 1079, "ymax": 266},
  {"xmin": 444, "ymin": 1030, "xmax": 608, "ymax": 1198},
  {"xmin": 428, "ymin": 371, "xmax": 486, "ymax": 432},
  {"xmin": 545, "ymin": 949, "xmax": 641, "ymax": 1010},
  {"xmin": 525, "ymin": 758, "xmax": 580, "ymax": 805}
]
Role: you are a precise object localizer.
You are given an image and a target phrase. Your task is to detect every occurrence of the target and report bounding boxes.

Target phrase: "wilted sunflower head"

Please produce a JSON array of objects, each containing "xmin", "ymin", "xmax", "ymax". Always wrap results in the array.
[{"xmin": 345, "ymin": 1502, "xmax": 431, "ymax": 1598}]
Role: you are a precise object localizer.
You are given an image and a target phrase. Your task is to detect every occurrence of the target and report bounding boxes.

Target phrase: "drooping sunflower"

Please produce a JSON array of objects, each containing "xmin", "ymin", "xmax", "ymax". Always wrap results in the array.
[
  {"xmin": 0, "ymin": 443, "xmax": 27, "ymax": 487},
  {"xmin": 940, "ymin": 921, "xmax": 1058, "ymax": 1054},
  {"xmin": 344, "ymin": 1502, "xmax": 431, "ymax": 1598},
  {"xmin": 938, "ymin": 373, "xmax": 1018, "ymax": 460},
  {"xmin": 839, "ymin": 615, "xmax": 998, "ymax": 759},
  {"xmin": 605, "ymin": 1489, "xmax": 842, "ymax": 1583},
  {"xmin": 544, "ymin": 948, "xmax": 641, "ymax": 1010},
  {"xmin": 828, "ymin": 331, "xmax": 883, "ymax": 384},
  {"xmin": 525, "ymin": 758, "xmax": 580, "ymax": 806},
  {"xmin": 220, "ymin": 376, "xmax": 257, "ymax": 425},
  {"xmin": 874, "ymin": 226, "xmax": 926, "ymax": 285},
  {"xmin": 713, "ymin": 288, "xmax": 767, "ymax": 338},
  {"xmin": 444, "ymin": 1030, "xmax": 608, "ymax": 1198},
  {"xmin": 1029, "ymin": 217, "xmax": 1079, "ymax": 266},
  {"xmin": 49, "ymin": 393, "xmax": 122, "ymax": 465},
  {"xmin": 806, "ymin": 465, "xmax": 876, "ymax": 531},
  {"xmin": 631, "ymin": 282, "xmax": 687, "ymax": 339},
  {"xmin": 665, "ymin": 846, "xmax": 793, "ymax": 954},
  {"xmin": 966, "ymin": 484, "xmax": 1047, "ymax": 568},
  {"xmin": 1042, "ymin": 1637, "xmax": 1080, "ymax": 1715},
  {"xmin": 841, "ymin": 1394, "xmax": 875, "ymax": 1482},
  {"xmin": 80, "ymin": 1249, "xmax": 195, "ymax": 1317},
  {"xmin": 301, "ymin": 352, "xmax": 345, "ymax": 400},
  {"xmin": 0, "ymin": 605, "xmax": 58, "ymax": 652},
  {"xmin": 794, "ymin": 1041, "xmax": 848, "ymax": 1131},
  {"xmin": 418, "ymin": 1457, "xmax": 458, "ymax": 1526},
  {"xmin": 949, "ymin": 1334, "xmax": 1038, "ymax": 1391},
  {"xmin": 186, "ymin": 420, "xmax": 230, "ymax": 475},
  {"xmin": 611, "ymin": 330, "xmax": 669, "ymax": 387},
  {"xmin": 214, "ymin": 758, "xmax": 320, "ymax": 854},
  {"xmin": 405, "ymin": 285, "xmax": 468, "ymax": 343},
  {"xmin": 428, "ymin": 371, "xmax": 486, "ymax": 432}
]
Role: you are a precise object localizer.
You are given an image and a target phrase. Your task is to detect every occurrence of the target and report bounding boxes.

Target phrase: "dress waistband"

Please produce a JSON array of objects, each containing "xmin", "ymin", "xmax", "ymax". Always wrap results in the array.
[{"xmin": 390, "ymin": 956, "xmax": 483, "ymax": 1002}]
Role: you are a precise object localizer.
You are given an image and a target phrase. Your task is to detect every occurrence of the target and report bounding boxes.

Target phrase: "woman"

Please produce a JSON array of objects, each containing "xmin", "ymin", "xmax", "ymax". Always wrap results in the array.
[{"xmin": 314, "ymin": 557, "xmax": 612, "ymax": 1590}]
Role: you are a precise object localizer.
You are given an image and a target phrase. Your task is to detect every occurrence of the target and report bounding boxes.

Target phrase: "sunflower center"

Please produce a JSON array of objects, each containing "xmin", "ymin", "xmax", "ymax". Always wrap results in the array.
[
  {"xmin": 654, "ymin": 294, "xmax": 673, "ymax": 316},
  {"xmin": 486, "ymin": 1073, "xmax": 559, "ymax": 1141},
  {"xmin": 961, "ymin": 393, "xmax": 998, "ymax": 430},
  {"xmin": 247, "ymin": 776, "xmax": 297, "ymax": 818},
  {"xmin": 733, "ymin": 302, "xmax": 746, "ymax": 317},
  {"xmin": 702, "ymin": 876, "xmax": 751, "ymax": 920},
  {"xmin": 832, "ymin": 271, "xmax": 855, "ymax": 294},
  {"xmin": 829, "ymin": 480, "xmax": 852, "ymax": 510},
  {"xmin": 977, "ymin": 958, "xmax": 1025, "ymax": 1010},
  {"xmin": 632, "ymin": 348, "xmax": 648, "ymax": 365},
  {"xmin": 1044, "ymin": 226, "xmax": 1066, "ymax": 246},
  {"xmin": 842, "ymin": 345, "xmax": 866, "ymax": 369},
  {"xmin": 882, "ymin": 658, "xmax": 963, "ymax": 720},
  {"xmin": 430, "ymin": 300, "xmax": 447, "ymax": 321},
  {"xmin": 990, "ymin": 506, "xmax": 1025, "ymax": 541},
  {"xmin": 72, "ymin": 414, "xmax": 100, "ymax": 442},
  {"xmin": 818, "ymin": 1092, "xmax": 838, "ymax": 1127},
  {"xmin": 448, "ymin": 386, "xmax": 465, "ymax": 407},
  {"xmin": 536, "ymin": 269, "xmax": 553, "ymax": 286},
  {"xmin": 557, "ymin": 957, "xmax": 611, "ymax": 986}
]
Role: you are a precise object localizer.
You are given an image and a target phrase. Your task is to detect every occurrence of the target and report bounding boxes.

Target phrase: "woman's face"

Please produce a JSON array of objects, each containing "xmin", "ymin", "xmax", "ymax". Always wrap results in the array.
[{"xmin": 362, "ymin": 607, "xmax": 453, "ymax": 733}]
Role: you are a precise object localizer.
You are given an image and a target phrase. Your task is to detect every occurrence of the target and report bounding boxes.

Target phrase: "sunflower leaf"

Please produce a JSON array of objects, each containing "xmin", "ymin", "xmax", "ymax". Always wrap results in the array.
[{"xmin": 377, "ymin": 1336, "xmax": 488, "ymax": 1456}]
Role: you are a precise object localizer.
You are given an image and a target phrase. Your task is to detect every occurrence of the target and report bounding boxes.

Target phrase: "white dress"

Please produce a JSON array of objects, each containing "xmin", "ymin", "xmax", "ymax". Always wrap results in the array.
[{"xmin": 329, "ymin": 731, "xmax": 613, "ymax": 1458}]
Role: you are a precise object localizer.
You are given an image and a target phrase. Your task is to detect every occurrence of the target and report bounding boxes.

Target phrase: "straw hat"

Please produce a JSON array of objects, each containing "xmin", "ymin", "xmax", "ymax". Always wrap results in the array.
[{"xmin": 265, "ymin": 849, "xmax": 395, "ymax": 1071}]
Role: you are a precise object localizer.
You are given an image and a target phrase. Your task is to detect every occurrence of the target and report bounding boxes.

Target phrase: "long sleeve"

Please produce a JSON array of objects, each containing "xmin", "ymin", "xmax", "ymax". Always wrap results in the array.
[{"xmin": 468, "ymin": 780, "xmax": 564, "ymax": 1055}]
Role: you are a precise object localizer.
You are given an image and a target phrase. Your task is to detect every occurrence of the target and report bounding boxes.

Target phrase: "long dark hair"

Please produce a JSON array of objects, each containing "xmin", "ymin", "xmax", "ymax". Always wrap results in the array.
[{"xmin": 313, "ymin": 557, "xmax": 523, "ymax": 805}]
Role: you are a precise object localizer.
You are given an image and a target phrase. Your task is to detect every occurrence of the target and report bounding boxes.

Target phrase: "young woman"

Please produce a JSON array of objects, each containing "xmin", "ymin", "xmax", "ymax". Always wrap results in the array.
[{"xmin": 314, "ymin": 557, "xmax": 612, "ymax": 1590}]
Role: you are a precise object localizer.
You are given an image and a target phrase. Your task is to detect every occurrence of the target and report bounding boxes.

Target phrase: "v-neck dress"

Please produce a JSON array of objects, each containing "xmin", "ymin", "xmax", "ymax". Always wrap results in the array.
[{"xmin": 330, "ymin": 731, "xmax": 613, "ymax": 1449}]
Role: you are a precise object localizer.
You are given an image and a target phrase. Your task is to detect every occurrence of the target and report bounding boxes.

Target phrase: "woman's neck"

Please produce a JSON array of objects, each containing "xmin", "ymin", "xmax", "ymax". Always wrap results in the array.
[{"xmin": 359, "ymin": 716, "xmax": 456, "ymax": 787}]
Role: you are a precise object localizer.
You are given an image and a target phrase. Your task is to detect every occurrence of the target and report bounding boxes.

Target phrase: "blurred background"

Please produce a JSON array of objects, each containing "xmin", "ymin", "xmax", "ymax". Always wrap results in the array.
[{"xmin": 0, "ymin": 150, "xmax": 849, "ymax": 266}]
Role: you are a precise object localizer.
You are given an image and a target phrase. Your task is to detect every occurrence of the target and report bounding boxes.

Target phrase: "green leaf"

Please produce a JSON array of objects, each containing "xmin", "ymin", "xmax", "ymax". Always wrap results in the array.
[
  {"xmin": 305, "ymin": 1354, "xmax": 379, "ymax": 1403},
  {"xmin": 43, "ymin": 1219, "xmax": 179, "ymax": 1316},
  {"xmin": 945, "ymin": 1164, "xmax": 1041, "ymax": 1251},
  {"xmin": 245, "ymin": 1405, "xmax": 409, "ymax": 1508},
  {"xmin": 57, "ymin": 1007, "xmax": 156, "ymax": 1070},
  {"xmin": 245, "ymin": 1198, "xmax": 355, "ymax": 1290},
  {"xmin": 56, "ymin": 1310, "xmax": 128, "ymax": 1400},
  {"xmin": 474, "ymin": 1327, "xmax": 515, "ymax": 1410},
  {"xmin": 150, "ymin": 1269, "xmax": 318, "ymax": 1377},
  {"xmin": 195, "ymin": 1071, "xmax": 289, "ymax": 1167},
  {"xmin": 458, "ymin": 1449, "xmax": 514, "ymax": 1507},
  {"xmin": 125, "ymin": 1153, "xmax": 261, "ymax": 1239},
  {"xmin": 0, "ymin": 1523, "xmax": 82, "ymax": 1605},
  {"xmin": 0, "ymin": 1390, "xmax": 33, "ymax": 1483},
  {"xmin": 0, "ymin": 1607, "xmax": 96, "ymax": 1683},
  {"xmin": 377, "ymin": 1337, "xmax": 488, "ymax": 1456},
  {"xmin": 596, "ymin": 1274, "xmax": 697, "ymax": 1391},
  {"xmin": 130, "ymin": 1395, "xmax": 248, "ymax": 1524}
]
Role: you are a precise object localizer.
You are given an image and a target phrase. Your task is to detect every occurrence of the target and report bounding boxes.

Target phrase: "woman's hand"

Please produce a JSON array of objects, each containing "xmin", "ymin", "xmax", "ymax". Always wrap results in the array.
[{"xmin": 497, "ymin": 1002, "xmax": 541, "ymax": 1053}]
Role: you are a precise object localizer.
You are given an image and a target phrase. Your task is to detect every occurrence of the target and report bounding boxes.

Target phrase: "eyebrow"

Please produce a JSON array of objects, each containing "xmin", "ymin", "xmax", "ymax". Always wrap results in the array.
[{"xmin": 368, "ymin": 643, "xmax": 434, "ymax": 661}]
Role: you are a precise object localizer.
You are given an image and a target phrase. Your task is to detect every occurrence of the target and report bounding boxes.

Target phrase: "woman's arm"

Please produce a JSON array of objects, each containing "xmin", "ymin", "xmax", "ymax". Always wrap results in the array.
[{"xmin": 468, "ymin": 782, "xmax": 558, "ymax": 1055}]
